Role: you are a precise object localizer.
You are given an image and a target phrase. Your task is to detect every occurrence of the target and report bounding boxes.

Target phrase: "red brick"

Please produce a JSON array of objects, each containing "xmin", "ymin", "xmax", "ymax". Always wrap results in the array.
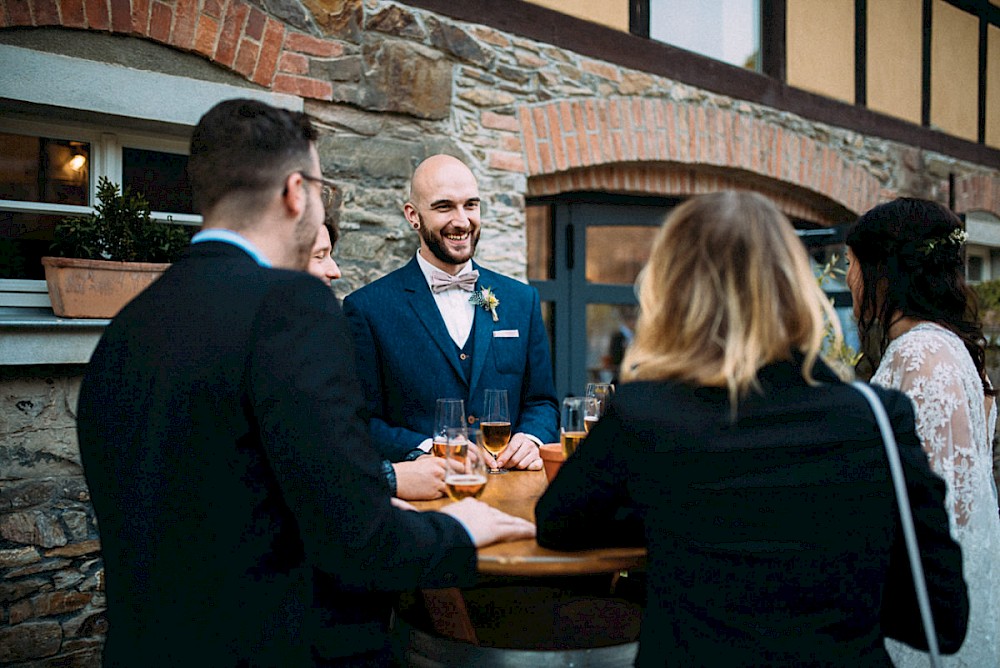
[
  {"xmin": 233, "ymin": 38, "xmax": 259, "ymax": 78},
  {"xmin": 272, "ymin": 74, "xmax": 332, "ymax": 100},
  {"xmin": 531, "ymin": 107, "xmax": 548, "ymax": 139},
  {"xmin": 663, "ymin": 102, "xmax": 676, "ymax": 161},
  {"xmin": 559, "ymin": 100, "xmax": 574, "ymax": 133},
  {"xmin": 131, "ymin": 0, "xmax": 150, "ymax": 34},
  {"xmin": 564, "ymin": 133, "xmax": 580, "ymax": 167},
  {"xmin": 537, "ymin": 141, "xmax": 553, "ymax": 173},
  {"xmin": 519, "ymin": 107, "xmax": 540, "ymax": 175},
  {"xmin": 481, "ymin": 111, "xmax": 519, "ymax": 132},
  {"xmin": 194, "ymin": 14, "xmax": 219, "ymax": 56},
  {"xmin": 611, "ymin": 130, "xmax": 624, "ymax": 162},
  {"xmin": 85, "ymin": 0, "xmax": 110, "ymax": 30},
  {"xmin": 609, "ymin": 99, "xmax": 622, "ymax": 129},
  {"xmin": 547, "ymin": 105, "xmax": 567, "ymax": 170},
  {"xmin": 109, "ymin": 0, "xmax": 129, "ymax": 31},
  {"xmin": 583, "ymin": 99, "xmax": 598, "ymax": 132},
  {"xmin": 202, "ymin": 0, "xmax": 225, "ymax": 19},
  {"xmin": 586, "ymin": 131, "xmax": 602, "ymax": 165},
  {"xmin": 244, "ymin": 5, "xmax": 265, "ymax": 40},
  {"xmin": 278, "ymin": 51, "xmax": 308, "ymax": 74},
  {"xmin": 6, "ymin": 0, "xmax": 32, "ymax": 24},
  {"xmin": 34, "ymin": 0, "xmax": 59, "ymax": 25},
  {"xmin": 214, "ymin": 1, "xmax": 247, "ymax": 67},
  {"xmin": 0, "ymin": 2, "xmax": 7, "ymax": 27},
  {"xmin": 171, "ymin": 0, "xmax": 197, "ymax": 48},
  {"xmin": 252, "ymin": 17, "xmax": 283, "ymax": 86},
  {"xmin": 148, "ymin": 0, "xmax": 171, "ymax": 42},
  {"xmin": 487, "ymin": 150, "xmax": 525, "ymax": 173},
  {"xmin": 599, "ymin": 106, "xmax": 615, "ymax": 160},
  {"xmin": 284, "ymin": 31, "xmax": 342, "ymax": 57},
  {"xmin": 500, "ymin": 134, "xmax": 522, "ymax": 153}
]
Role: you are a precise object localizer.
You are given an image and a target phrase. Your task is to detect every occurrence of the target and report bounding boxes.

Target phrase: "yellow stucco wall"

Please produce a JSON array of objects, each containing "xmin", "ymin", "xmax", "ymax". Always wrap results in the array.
[
  {"xmin": 521, "ymin": 0, "xmax": 629, "ymax": 32},
  {"xmin": 931, "ymin": 0, "xmax": 979, "ymax": 141},
  {"xmin": 787, "ymin": 0, "xmax": 855, "ymax": 103},
  {"xmin": 988, "ymin": 25, "xmax": 1000, "ymax": 148},
  {"xmin": 866, "ymin": 0, "xmax": 922, "ymax": 125}
]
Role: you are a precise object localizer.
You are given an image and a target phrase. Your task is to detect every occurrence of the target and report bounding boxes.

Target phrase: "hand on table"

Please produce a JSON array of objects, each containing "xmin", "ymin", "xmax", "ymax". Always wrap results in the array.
[
  {"xmin": 494, "ymin": 432, "xmax": 542, "ymax": 471},
  {"xmin": 439, "ymin": 498, "xmax": 536, "ymax": 547},
  {"xmin": 393, "ymin": 455, "xmax": 449, "ymax": 500}
]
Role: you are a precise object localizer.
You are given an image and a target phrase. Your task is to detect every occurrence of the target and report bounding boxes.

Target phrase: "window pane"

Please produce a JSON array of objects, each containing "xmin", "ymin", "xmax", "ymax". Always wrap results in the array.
[
  {"xmin": 526, "ymin": 204, "xmax": 553, "ymax": 281},
  {"xmin": 0, "ymin": 132, "xmax": 90, "ymax": 206},
  {"xmin": 585, "ymin": 225, "xmax": 657, "ymax": 285},
  {"xmin": 0, "ymin": 210, "xmax": 66, "ymax": 280},
  {"xmin": 122, "ymin": 147, "xmax": 193, "ymax": 214},
  {"xmin": 650, "ymin": 0, "xmax": 761, "ymax": 70}
]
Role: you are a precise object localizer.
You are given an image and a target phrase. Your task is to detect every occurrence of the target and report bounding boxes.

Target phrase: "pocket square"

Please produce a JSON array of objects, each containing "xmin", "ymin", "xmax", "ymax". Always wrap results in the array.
[{"xmin": 493, "ymin": 329, "xmax": 519, "ymax": 338}]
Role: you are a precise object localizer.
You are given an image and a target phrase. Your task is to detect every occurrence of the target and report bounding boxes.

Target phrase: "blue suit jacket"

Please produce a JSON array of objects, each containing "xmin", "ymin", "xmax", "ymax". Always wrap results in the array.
[{"xmin": 343, "ymin": 257, "xmax": 559, "ymax": 461}]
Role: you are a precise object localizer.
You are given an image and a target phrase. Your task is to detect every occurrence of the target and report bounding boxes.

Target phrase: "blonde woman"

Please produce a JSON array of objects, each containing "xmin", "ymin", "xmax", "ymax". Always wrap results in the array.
[{"xmin": 535, "ymin": 191, "xmax": 968, "ymax": 667}]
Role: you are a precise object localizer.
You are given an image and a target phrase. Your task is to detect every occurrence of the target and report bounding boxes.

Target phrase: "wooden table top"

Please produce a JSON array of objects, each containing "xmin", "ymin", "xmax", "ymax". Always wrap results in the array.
[{"xmin": 412, "ymin": 468, "xmax": 646, "ymax": 577}]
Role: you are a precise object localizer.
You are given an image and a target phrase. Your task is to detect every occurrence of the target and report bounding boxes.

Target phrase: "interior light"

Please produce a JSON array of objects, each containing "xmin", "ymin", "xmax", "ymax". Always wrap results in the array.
[{"xmin": 68, "ymin": 153, "xmax": 87, "ymax": 171}]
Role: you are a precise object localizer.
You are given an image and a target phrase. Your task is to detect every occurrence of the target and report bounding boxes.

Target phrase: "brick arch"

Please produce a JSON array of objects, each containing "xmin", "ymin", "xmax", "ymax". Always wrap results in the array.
[
  {"xmin": 1, "ymin": 0, "xmax": 338, "ymax": 100},
  {"xmin": 955, "ymin": 174, "xmax": 1000, "ymax": 217},
  {"xmin": 518, "ymin": 97, "xmax": 886, "ymax": 223}
]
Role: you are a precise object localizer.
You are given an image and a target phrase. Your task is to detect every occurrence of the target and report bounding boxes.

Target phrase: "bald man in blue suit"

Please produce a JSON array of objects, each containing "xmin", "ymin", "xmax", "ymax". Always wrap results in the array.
[{"xmin": 343, "ymin": 155, "xmax": 558, "ymax": 468}]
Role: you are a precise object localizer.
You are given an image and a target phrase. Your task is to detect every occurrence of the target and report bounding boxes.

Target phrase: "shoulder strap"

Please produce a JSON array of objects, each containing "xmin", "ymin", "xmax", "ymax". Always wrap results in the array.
[{"xmin": 851, "ymin": 381, "xmax": 942, "ymax": 667}]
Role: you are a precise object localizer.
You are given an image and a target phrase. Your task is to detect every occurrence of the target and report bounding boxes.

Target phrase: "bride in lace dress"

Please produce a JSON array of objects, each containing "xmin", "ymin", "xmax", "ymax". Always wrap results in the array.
[{"xmin": 847, "ymin": 198, "xmax": 1000, "ymax": 668}]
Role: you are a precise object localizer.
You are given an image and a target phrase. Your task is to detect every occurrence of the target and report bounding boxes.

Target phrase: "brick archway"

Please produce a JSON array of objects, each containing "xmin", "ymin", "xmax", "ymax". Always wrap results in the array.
[
  {"xmin": 1, "ymin": 0, "xmax": 338, "ymax": 100},
  {"xmin": 955, "ymin": 174, "xmax": 1000, "ymax": 217},
  {"xmin": 518, "ymin": 98, "xmax": 886, "ymax": 225}
]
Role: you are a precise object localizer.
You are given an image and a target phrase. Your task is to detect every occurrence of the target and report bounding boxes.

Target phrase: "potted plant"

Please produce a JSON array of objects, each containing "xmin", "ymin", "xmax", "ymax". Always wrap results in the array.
[{"xmin": 41, "ymin": 176, "xmax": 193, "ymax": 318}]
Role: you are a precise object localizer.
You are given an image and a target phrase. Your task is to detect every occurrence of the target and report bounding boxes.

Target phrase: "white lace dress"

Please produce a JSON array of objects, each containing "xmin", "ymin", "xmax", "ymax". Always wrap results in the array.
[{"xmin": 874, "ymin": 323, "xmax": 1000, "ymax": 667}]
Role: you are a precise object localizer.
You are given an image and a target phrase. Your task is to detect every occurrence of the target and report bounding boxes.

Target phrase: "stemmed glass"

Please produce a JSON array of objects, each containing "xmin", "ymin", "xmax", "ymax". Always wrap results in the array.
[
  {"xmin": 444, "ymin": 427, "xmax": 488, "ymax": 501},
  {"xmin": 585, "ymin": 382, "xmax": 615, "ymax": 420},
  {"xmin": 561, "ymin": 396, "xmax": 592, "ymax": 458},
  {"xmin": 433, "ymin": 398, "xmax": 466, "ymax": 459},
  {"xmin": 481, "ymin": 389, "xmax": 511, "ymax": 474}
]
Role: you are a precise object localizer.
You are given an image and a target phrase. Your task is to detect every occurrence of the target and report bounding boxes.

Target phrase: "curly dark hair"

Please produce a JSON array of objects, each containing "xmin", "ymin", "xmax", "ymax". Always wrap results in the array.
[{"xmin": 846, "ymin": 197, "xmax": 993, "ymax": 396}]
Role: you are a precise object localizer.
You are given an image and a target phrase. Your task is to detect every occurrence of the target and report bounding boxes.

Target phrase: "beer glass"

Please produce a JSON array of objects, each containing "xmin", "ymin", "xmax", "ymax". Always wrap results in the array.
[
  {"xmin": 481, "ymin": 389, "xmax": 511, "ymax": 474},
  {"xmin": 585, "ymin": 382, "xmax": 615, "ymax": 419},
  {"xmin": 444, "ymin": 427, "xmax": 488, "ymax": 501},
  {"xmin": 433, "ymin": 398, "xmax": 466, "ymax": 458},
  {"xmin": 561, "ymin": 396, "xmax": 592, "ymax": 458},
  {"xmin": 582, "ymin": 396, "xmax": 600, "ymax": 434}
]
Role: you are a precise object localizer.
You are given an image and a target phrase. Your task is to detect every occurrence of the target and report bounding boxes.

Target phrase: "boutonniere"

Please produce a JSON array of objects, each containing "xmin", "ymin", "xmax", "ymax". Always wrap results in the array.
[{"xmin": 470, "ymin": 286, "xmax": 500, "ymax": 322}]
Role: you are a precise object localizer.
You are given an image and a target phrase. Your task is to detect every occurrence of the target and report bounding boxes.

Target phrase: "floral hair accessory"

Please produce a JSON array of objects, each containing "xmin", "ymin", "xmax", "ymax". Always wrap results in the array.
[
  {"xmin": 470, "ymin": 287, "xmax": 500, "ymax": 322},
  {"xmin": 918, "ymin": 228, "xmax": 967, "ymax": 255}
]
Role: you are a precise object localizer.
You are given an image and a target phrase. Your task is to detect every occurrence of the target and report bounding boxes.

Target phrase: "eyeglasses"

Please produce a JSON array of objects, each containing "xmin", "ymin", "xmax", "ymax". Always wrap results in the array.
[{"xmin": 298, "ymin": 172, "xmax": 338, "ymax": 209}]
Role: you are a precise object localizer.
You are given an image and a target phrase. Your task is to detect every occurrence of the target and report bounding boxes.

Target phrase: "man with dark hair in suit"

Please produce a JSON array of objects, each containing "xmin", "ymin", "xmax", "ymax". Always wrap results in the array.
[
  {"xmin": 76, "ymin": 99, "xmax": 534, "ymax": 667},
  {"xmin": 343, "ymin": 154, "xmax": 559, "ymax": 469}
]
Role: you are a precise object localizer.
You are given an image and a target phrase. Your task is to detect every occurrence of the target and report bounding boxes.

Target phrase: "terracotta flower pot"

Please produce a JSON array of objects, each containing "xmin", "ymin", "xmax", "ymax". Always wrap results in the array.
[
  {"xmin": 42, "ymin": 256, "xmax": 169, "ymax": 319},
  {"xmin": 539, "ymin": 443, "xmax": 566, "ymax": 483}
]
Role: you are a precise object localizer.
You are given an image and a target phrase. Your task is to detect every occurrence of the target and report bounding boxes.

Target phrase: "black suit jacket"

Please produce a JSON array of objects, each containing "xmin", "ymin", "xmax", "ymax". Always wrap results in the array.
[
  {"xmin": 76, "ymin": 242, "xmax": 476, "ymax": 667},
  {"xmin": 536, "ymin": 358, "xmax": 968, "ymax": 667}
]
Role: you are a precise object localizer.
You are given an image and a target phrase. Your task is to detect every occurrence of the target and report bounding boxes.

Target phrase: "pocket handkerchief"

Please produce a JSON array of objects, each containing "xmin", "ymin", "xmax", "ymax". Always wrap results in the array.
[{"xmin": 493, "ymin": 330, "xmax": 519, "ymax": 338}]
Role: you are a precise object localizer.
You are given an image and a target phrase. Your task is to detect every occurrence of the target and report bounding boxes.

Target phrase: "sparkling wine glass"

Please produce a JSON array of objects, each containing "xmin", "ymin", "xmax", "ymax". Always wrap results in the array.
[
  {"xmin": 481, "ymin": 389, "xmax": 511, "ymax": 474},
  {"xmin": 561, "ymin": 396, "xmax": 590, "ymax": 458},
  {"xmin": 585, "ymin": 382, "xmax": 615, "ymax": 419},
  {"xmin": 433, "ymin": 398, "xmax": 466, "ymax": 458}
]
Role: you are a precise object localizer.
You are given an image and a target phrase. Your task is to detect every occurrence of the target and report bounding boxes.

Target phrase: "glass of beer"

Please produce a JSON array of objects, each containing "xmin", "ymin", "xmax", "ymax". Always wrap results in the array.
[
  {"xmin": 582, "ymin": 396, "xmax": 600, "ymax": 433},
  {"xmin": 444, "ymin": 427, "xmax": 488, "ymax": 501},
  {"xmin": 481, "ymin": 389, "xmax": 511, "ymax": 474},
  {"xmin": 433, "ymin": 398, "xmax": 466, "ymax": 458},
  {"xmin": 585, "ymin": 382, "xmax": 615, "ymax": 419},
  {"xmin": 561, "ymin": 397, "xmax": 590, "ymax": 458}
]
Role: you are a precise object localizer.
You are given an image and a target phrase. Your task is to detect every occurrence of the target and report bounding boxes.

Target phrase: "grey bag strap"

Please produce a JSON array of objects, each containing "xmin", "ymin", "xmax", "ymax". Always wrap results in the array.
[{"xmin": 851, "ymin": 381, "xmax": 942, "ymax": 667}]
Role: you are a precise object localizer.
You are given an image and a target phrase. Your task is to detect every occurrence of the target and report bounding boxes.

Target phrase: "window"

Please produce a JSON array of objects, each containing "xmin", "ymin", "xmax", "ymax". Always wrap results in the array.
[
  {"xmin": 0, "ymin": 118, "xmax": 197, "ymax": 288},
  {"xmin": 649, "ymin": 0, "xmax": 761, "ymax": 70}
]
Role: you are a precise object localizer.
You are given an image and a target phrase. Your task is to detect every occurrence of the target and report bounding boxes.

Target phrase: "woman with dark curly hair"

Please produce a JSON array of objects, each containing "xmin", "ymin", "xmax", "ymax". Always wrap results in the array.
[{"xmin": 846, "ymin": 197, "xmax": 1000, "ymax": 668}]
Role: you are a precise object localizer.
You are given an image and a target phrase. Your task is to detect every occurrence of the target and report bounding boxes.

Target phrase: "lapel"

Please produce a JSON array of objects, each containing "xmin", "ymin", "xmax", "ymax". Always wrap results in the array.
[
  {"xmin": 469, "ymin": 292, "xmax": 493, "ymax": 393},
  {"xmin": 401, "ymin": 258, "xmax": 466, "ymax": 382}
]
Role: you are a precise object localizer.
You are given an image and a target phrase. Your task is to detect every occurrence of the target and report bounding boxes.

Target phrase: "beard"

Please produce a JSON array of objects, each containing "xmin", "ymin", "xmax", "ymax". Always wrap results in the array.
[{"xmin": 418, "ymin": 212, "xmax": 480, "ymax": 266}]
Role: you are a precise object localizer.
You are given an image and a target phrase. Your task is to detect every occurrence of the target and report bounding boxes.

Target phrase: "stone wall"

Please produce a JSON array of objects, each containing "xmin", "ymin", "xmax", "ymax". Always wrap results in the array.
[{"xmin": 0, "ymin": 367, "xmax": 105, "ymax": 667}]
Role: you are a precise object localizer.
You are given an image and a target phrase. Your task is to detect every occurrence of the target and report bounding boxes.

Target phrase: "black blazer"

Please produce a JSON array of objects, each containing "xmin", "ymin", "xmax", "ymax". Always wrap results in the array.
[
  {"xmin": 536, "ymin": 358, "xmax": 968, "ymax": 667},
  {"xmin": 77, "ymin": 242, "xmax": 476, "ymax": 667}
]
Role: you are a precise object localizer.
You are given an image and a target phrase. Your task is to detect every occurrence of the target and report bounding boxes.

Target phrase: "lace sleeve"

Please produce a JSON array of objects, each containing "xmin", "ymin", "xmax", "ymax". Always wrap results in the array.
[{"xmin": 879, "ymin": 338, "xmax": 979, "ymax": 526}]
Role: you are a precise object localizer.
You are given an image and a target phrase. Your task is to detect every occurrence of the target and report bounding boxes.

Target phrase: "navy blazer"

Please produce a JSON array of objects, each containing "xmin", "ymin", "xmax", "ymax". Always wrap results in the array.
[
  {"xmin": 343, "ymin": 256, "xmax": 559, "ymax": 461},
  {"xmin": 536, "ymin": 358, "xmax": 969, "ymax": 667},
  {"xmin": 76, "ymin": 242, "xmax": 476, "ymax": 666}
]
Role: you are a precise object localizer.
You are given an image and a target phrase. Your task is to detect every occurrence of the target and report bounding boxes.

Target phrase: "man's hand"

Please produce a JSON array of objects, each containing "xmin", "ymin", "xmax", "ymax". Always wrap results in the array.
[
  {"xmin": 494, "ymin": 432, "xmax": 542, "ymax": 471},
  {"xmin": 439, "ymin": 498, "xmax": 536, "ymax": 547},
  {"xmin": 393, "ymin": 456, "xmax": 448, "ymax": 500}
]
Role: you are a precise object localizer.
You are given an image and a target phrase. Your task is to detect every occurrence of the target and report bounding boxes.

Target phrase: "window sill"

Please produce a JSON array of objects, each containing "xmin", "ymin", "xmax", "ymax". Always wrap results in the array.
[{"xmin": 0, "ymin": 307, "xmax": 108, "ymax": 365}]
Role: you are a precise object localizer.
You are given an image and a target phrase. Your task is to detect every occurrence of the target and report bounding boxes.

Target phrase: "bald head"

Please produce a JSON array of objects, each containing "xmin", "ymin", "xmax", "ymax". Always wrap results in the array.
[{"xmin": 403, "ymin": 154, "xmax": 482, "ymax": 273}]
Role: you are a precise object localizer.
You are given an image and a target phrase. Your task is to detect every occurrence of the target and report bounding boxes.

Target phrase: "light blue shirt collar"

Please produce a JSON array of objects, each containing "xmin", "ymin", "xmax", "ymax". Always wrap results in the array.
[{"xmin": 191, "ymin": 229, "xmax": 271, "ymax": 267}]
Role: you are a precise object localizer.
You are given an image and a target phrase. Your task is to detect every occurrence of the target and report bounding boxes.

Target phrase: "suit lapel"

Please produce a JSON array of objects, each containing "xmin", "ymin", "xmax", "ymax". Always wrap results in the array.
[
  {"xmin": 468, "ymin": 265, "xmax": 493, "ymax": 394},
  {"xmin": 401, "ymin": 259, "xmax": 466, "ymax": 382}
]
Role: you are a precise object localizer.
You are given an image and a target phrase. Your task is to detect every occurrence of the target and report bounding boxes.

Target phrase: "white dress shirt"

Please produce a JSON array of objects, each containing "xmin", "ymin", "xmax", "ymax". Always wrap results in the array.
[{"xmin": 415, "ymin": 251, "xmax": 476, "ymax": 348}]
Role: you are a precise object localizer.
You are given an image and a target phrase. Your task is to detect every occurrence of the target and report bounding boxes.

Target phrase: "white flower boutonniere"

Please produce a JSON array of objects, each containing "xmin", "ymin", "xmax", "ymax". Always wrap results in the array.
[{"xmin": 470, "ymin": 286, "xmax": 500, "ymax": 322}]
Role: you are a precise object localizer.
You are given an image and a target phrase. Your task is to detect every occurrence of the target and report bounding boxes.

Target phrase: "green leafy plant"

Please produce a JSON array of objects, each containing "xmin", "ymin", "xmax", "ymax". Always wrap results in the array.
[
  {"xmin": 817, "ymin": 254, "xmax": 862, "ymax": 375},
  {"xmin": 50, "ymin": 177, "xmax": 192, "ymax": 263}
]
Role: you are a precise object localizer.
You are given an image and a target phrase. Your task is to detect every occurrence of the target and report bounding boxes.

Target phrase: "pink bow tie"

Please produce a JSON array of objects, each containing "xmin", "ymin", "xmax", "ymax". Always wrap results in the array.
[{"xmin": 430, "ymin": 270, "xmax": 479, "ymax": 293}]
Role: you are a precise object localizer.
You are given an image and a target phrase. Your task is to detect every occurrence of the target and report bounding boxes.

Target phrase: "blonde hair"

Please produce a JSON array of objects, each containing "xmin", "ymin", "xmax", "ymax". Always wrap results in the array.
[{"xmin": 621, "ymin": 191, "xmax": 842, "ymax": 406}]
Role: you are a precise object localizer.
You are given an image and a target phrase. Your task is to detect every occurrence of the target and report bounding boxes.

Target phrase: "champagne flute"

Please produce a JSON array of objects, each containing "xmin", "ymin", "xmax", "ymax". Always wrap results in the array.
[
  {"xmin": 444, "ymin": 427, "xmax": 487, "ymax": 501},
  {"xmin": 481, "ymin": 389, "xmax": 511, "ymax": 474},
  {"xmin": 432, "ymin": 398, "xmax": 466, "ymax": 458},
  {"xmin": 561, "ymin": 396, "xmax": 590, "ymax": 458},
  {"xmin": 585, "ymin": 382, "xmax": 615, "ymax": 419},
  {"xmin": 582, "ymin": 396, "xmax": 600, "ymax": 433}
]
